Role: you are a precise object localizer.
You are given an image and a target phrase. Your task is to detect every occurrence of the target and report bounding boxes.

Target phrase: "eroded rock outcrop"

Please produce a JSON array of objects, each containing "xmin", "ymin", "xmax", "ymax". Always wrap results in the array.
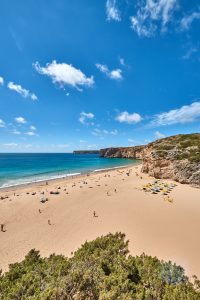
[
  {"xmin": 100, "ymin": 133, "xmax": 200, "ymax": 187},
  {"xmin": 99, "ymin": 146, "xmax": 144, "ymax": 159}
]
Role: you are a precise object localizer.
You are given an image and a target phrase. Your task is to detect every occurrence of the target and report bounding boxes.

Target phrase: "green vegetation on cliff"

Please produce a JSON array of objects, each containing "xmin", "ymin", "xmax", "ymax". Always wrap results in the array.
[
  {"xmin": 153, "ymin": 133, "xmax": 200, "ymax": 162},
  {"xmin": 0, "ymin": 233, "xmax": 200, "ymax": 299}
]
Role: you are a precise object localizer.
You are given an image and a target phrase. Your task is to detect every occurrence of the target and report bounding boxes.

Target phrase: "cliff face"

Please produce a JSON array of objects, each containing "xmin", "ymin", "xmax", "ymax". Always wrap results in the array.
[
  {"xmin": 100, "ymin": 133, "xmax": 200, "ymax": 187},
  {"xmin": 99, "ymin": 146, "xmax": 144, "ymax": 159}
]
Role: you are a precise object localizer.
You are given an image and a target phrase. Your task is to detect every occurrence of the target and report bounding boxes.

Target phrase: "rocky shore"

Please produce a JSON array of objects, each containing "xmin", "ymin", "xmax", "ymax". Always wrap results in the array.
[{"xmin": 100, "ymin": 133, "xmax": 200, "ymax": 187}]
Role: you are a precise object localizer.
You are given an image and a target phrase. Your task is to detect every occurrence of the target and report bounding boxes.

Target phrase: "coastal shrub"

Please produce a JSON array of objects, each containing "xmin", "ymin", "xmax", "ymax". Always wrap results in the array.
[
  {"xmin": 0, "ymin": 233, "xmax": 200, "ymax": 299},
  {"xmin": 155, "ymin": 144, "xmax": 174, "ymax": 151}
]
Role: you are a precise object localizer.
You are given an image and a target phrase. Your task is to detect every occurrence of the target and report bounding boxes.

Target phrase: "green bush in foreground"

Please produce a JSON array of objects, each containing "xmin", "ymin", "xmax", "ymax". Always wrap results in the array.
[{"xmin": 0, "ymin": 233, "xmax": 200, "ymax": 299}]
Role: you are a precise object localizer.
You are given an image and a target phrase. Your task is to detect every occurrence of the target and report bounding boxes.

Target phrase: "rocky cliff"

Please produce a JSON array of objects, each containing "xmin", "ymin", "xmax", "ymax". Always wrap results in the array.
[
  {"xmin": 99, "ymin": 146, "xmax": 145, "ymax": 159},
  {"xmin": 100, "ymin": 133, "xmax": 200, "ymax": 187}
]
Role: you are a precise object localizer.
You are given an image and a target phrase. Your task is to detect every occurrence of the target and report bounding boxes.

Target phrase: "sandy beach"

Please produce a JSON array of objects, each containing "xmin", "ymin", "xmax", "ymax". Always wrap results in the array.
[{"xmin": 0, "ymin": 164, "xmax": 200, "ymax": 278}]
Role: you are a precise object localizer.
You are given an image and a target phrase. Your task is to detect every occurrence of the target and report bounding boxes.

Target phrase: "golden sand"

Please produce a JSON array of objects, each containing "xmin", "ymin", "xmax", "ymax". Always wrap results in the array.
[{"xmin": 0, "ymin": 165, "xmax": 200, "ymax": 278}]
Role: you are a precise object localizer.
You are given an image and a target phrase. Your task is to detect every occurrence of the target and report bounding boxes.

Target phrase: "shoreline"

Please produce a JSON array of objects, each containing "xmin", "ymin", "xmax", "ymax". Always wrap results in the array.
[
  {"xmin": 1, "ymin": 164, "xmax": 200, "ymax": 278},
  {"xmin": 0, "ymin": 162, "xmax": 140, "ymax": 193}
]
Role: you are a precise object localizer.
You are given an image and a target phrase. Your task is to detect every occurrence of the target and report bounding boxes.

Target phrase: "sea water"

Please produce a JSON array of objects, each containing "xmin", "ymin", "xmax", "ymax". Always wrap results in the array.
[{"xmin": 0, "ymin": 153, "xmax": 139, "ymax": 188}]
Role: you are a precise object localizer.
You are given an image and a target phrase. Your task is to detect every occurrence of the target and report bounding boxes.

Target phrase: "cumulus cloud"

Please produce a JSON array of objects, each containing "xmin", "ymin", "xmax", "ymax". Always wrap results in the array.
[
  {"xmin": 79, "ymin": 112, "xmax": 95, "ymax": 125},
  {"xmin": 106, "ymin": 0, "xmax": 121, "ymax": 22},
  {"xmin": 33, "ymin": 60, "xmax": 94, "ymax": 91},
  {"xmin": 116, "ymin": 111, "xmax": 142, "ymax": 124},
  {"xmin": 155, "ymin": 131, "xmax": 166, "ymax": 139},
  {"xmin": 180, "ymin": 11, "xmax": 200, "ymax": 31},
  {"xmin": 7, "ymin": 82, "xmax": 38, "ymax": 100},
  {"xmin": 130, "ymin": 0, "xmax": 177, "ymax": 37},
  {"xmin": 0, "ymin": 76, "xmax": 4, "ymax": 86},
  {"xmin": 96, "ymin": 63, "xmax": 122, "ymax": 80},
  {"xmin": 152, "ymin": 101, "xmax": 200, "ymax": 126},
  {"xmin": 0, "ymin": 119, "xmax": 5, "ymax": 128},
  {"xmin": 15, "ymin": 117, "xmax": 27, "ymax": 124}
]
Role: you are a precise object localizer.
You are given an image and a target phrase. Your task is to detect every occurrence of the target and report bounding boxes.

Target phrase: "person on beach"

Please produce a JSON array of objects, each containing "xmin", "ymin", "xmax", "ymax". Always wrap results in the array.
[
  {"xmin": 1, "ymin": 224, "xmax": 5, "ymax": 232},
  {"xmin": 93, "ymin": 211, "xmax": 98, "ymax": 217},
  {"xmin": 48, "ymin": 219, "xmax": 51, "ymax": 225}
]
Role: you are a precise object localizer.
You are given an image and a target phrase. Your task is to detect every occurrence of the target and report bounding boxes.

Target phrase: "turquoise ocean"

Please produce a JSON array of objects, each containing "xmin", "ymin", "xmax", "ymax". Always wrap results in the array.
[{"xmin": 0, "ymin": 153, "xmax": 138, "ymax": 188}]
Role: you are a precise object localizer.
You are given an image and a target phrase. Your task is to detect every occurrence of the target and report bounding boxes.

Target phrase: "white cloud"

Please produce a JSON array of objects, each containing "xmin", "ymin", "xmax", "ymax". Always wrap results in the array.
[
  {"xmin": 7, "ymin": 82, "xmax": 38, "ymax": 100},
  {"xmin": 30, "ymin": 125, "xmax": 36, "ymax": 131},
  {"xmin": 31, "ymin": 93, "xmax": 38, "ymax": 101},
  {"xmin": 106, "ymin": 0, "xmax": 121, "ymax": 22},
  {"xmin": 130, "ymin": 0, "xmax": 177, "ymax": 37},
  {"xmin": 155, "ymin": 131, "xmax": 166, "ymax": 139},
  {"xmin": 33, "ymin": 60, "xmax": 94, "ymax": 91},
  {"xmin": 25, "ymin": 131, "xmax": 36, "ymax": 136},
  {"xmin": 110, "ymin": 129, "xmax": 118, "ymax": 135},
  {"xmin": 119, "ymin": 57, "xmax": 125, "ymax": 66},
  {"xmin": 110, "ymin": 69, "xmax": 122, "ymax": 80},
  {"xmin": 53, "ymin": 144, "xmax": 69, "ymax": 148},
  {"xmin": 92, "ymin": 128, "xmax": 106, "ymax": 136},
  {"xmin": 116, "ymin": 111, "xmax": 142, "ymax": 124},
  {"xmin": 87, "ymin": 144, "xmax": 98, "ymax": 150},
  {"xmin": 3, "ymin": 143, "xmax": 18, "ymax": 147},
  {"xmin": 0, "ymin": 119, "xmax": 5, "ymax": 128},
  {"xmin": 128, "ymin": 138, "xmax": 135, "ymax": 143},
  {"xmin": 96, "ymin": 63, "xmax": 123, "ymax": 80},
  {"xmin": 0, "ymin": 76, "xmax": 4, "ymax": 86},
  {"xmin": 180, "ymin": 12, "xmax": 200, "ymax": 31},
  {"xmin": 79, "ymin": 112, "xmax": 94, "ymax": 125},
  {"xmin": 12, "ymin": 130, "xmax": 21, "ymax": 135},
  {"xmin": 92, "ymin": 128, "xmax": 118, "ymax": 137},
  {"xmin": 15, "ymin": 117, "xmax": 27, "ymax": 124},
  {"xmin": 8, "ymin": 82, "xmax": 28, "ymax": 97},
  {"xmin": 182, "ymin": 46, "xmax": 198, "ymax": 60},
  {"xmin": 24, "ymin": 144, "xmax": 33, "ymax": 148},
  {"xmin": 152, "ymin": 101, "xmax": 200, "ymax": 126}
]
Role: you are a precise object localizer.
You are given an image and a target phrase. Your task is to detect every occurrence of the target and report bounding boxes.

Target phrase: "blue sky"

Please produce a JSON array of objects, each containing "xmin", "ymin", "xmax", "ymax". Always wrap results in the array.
[{"xmin": 0, "ymin": 0, "xmax": 200, "ymax": 152}]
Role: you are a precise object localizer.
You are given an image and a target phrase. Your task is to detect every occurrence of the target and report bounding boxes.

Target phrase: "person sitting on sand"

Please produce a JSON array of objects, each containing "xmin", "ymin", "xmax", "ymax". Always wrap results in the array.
[
  {"xmin": 1, "ymin": 224, "xmax": 5, "ymax": 232},
  {"xmin": 93, "ymin": 211, "xmax": 98, "ymax": 217},
  {"xmin": 48, "ymin": 219, "xmax": 51, "ymax": 225}
]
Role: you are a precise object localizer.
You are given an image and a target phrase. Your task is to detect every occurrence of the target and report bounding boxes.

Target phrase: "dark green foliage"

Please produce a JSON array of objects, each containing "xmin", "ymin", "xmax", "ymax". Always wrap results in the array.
[{"xmin": 0, "ymin": 233, "xmax": 199, "ymax": 299}]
